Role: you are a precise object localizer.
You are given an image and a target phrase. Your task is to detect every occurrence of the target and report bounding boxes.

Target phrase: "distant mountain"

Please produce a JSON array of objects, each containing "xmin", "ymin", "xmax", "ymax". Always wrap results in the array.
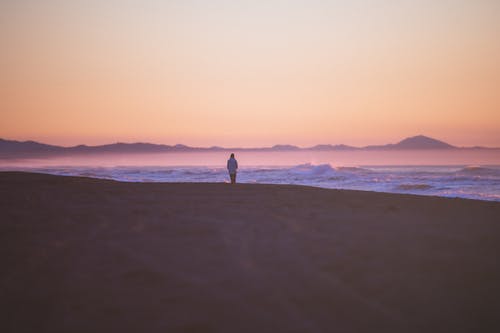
[
  {"xmin": 0, "ymin": 139, "xmax": 196, "ymax": 157},
  {"xmin": 0, "ymin": 135, "xmax": 495, "ymax": 158},
  {"xmin": 307, "ymin": 144, "xmax": 358, "ymax": 151},
  {"xmin": 269, "ymin": 144, "xmax": 300, "ymax": 151},
  {"xmin": 78, "ymin": 142, "xmax": 211, "ymax": 153},
  {"xmin": 70, "ymin": 142, "xmax": 171, "ymax": 153},
  {"xmin": 394, "ymin": 135, "xmax": 455, "ymax": 149},
  {"xmin": 365, "ymin": 135, "xmax": 456, "ymax": 150},
  {"xmin": 0, "ymin": 138, "xmax": 63, "ymax": 154}
]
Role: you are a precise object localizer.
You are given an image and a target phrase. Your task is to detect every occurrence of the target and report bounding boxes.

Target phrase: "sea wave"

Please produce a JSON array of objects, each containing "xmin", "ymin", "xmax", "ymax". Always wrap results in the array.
[
  {"xmin": 458, "ymin": 166, "xmax": 500, "ymax": 177},
  {"xmin": 289, "ymin": 163, "xmax": 336, "ymax": 176},
  {"xmin": 336, "ymin": 166, "xmax": 370, "ymax": 173},
  {"xmin": 287, "ymin": 163, "xmax": 371, "ymax": 177}
]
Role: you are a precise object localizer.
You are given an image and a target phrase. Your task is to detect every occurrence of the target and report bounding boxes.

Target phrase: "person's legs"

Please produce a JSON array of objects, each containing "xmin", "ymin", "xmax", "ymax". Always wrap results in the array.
[{"xmin": 230, "ymin": 173, "xmax": 236, "ymax": 184}]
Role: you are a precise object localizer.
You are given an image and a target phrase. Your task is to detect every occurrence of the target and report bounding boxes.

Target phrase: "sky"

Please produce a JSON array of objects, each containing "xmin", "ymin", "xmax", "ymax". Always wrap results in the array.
[{"xmin": 1, "ymin": 0, "xmax": 499, "ymax": 147}]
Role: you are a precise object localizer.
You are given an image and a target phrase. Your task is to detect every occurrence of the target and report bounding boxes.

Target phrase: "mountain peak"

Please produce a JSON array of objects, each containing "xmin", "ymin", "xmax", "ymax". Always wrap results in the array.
[{"xmin": 395, "ymin": 135, "xmax": 454, "ymax": 149}]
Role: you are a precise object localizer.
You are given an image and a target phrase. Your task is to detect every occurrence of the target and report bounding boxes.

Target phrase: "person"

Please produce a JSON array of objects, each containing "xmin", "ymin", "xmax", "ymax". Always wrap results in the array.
[{"xmin": 227, "ymin": 153, "xmax": 238, "ymax": 184}]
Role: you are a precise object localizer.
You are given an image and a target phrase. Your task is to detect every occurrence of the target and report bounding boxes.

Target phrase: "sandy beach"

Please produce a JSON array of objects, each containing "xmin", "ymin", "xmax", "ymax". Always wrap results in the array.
[{"xmin": 1, "ymin": 171, "xmax": 500, "ymax": 333}]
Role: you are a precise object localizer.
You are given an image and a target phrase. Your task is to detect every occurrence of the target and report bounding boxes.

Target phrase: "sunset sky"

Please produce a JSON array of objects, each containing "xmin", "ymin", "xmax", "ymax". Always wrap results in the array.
[{"xmin": 1, "ymin": 0, "xmax": 499, "ymax": 147}]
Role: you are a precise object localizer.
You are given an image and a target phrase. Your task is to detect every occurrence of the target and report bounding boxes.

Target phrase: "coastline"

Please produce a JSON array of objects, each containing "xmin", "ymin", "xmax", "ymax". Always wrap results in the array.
[{"xmin": 1, "ymin": 171, "xmax": 500, "ymax": 332}]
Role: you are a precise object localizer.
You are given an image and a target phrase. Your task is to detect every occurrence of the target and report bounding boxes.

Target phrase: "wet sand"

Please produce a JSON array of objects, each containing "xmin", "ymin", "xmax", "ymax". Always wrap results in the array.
[{"xmin": 1, "ymin": 171, "xmax": 500, "ymax": 332}]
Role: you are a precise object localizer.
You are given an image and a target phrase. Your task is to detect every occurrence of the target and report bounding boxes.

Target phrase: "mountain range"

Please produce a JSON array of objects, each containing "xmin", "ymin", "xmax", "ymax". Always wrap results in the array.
[{"xmin": 0, "ymin": 135, "xmax": 497, "ymax": 158}]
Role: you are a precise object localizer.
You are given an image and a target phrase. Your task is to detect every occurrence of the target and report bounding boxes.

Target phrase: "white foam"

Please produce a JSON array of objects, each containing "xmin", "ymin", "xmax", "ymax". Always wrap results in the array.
[{"xmin": 2, "ymin": 164, "xmax": 500, "ymax": 201}]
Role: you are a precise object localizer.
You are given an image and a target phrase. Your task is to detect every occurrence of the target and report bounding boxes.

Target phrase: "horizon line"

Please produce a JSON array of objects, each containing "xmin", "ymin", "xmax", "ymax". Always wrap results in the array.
[{"xmin": 2, "ymin": 135, "xmax": 500, "ymax": 150}]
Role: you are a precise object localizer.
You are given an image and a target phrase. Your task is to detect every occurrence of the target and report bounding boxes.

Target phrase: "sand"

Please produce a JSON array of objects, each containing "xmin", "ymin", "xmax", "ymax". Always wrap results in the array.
[{"xmin": 1, "ymin": 171, "xmax": 500, "ymax": 333}]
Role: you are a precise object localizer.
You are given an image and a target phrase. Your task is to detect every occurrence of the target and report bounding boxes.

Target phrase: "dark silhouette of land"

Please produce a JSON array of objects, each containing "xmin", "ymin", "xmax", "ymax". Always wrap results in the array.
[{"xmin": 1, "ymin": 135, "xmax": 498, "ymax": 159}]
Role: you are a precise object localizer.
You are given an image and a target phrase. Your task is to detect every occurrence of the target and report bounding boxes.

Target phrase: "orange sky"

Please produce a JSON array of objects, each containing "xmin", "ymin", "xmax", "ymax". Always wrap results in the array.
[{"xmin": 1, "ymin": 0, "xmax": 499, "ymax": 147}]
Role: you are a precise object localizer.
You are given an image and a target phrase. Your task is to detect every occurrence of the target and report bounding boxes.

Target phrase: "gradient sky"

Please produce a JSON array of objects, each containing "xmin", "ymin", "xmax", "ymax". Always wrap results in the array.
[{"xmin": 1, "ymin": 0, "xmax": 499, "ymax": 147}]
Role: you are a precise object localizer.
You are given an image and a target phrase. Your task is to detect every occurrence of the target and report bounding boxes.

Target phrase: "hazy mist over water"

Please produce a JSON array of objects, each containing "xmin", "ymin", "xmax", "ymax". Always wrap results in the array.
[{"xmin": 1, "ymin": 150, "xmax": 500, "ymax": 168}]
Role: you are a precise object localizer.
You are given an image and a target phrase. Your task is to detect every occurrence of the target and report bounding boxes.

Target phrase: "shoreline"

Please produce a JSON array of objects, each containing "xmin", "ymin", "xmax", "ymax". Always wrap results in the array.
[{"xmin": 1, "ymin": 169, "xmax": 500, "ymax": 203}]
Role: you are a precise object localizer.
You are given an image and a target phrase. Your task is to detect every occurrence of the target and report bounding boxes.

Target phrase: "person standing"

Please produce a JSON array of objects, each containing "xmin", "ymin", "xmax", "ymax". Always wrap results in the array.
[{"xmin": 227, "ymin": 153, "xmax": 238, "ymax": 184}]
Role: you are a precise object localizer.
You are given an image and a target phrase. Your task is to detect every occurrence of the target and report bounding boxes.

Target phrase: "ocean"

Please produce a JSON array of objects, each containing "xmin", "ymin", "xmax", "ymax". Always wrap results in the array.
[{"xmin": 2, "ymin": 150, "xmax": 500, "ymax": 202}]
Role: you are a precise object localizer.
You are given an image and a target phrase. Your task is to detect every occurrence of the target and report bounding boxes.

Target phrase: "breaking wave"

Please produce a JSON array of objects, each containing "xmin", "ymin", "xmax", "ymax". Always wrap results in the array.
[
  {"xmin": 289, "ymin": 163, "xmax": 336, "ymax": 177},
  {"xmin": 458, "ymin": 166, "xmax": 500, "ymax": 177},
  {"xmin": 336, "ymin": 166, "xmax": 370, "ymax": 173}
]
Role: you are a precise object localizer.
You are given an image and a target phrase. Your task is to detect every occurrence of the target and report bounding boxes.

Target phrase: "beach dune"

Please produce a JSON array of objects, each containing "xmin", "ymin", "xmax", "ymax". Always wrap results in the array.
[{"xmin": 1, "ymin": 172, "xmax": 500, "ymax": 332}]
